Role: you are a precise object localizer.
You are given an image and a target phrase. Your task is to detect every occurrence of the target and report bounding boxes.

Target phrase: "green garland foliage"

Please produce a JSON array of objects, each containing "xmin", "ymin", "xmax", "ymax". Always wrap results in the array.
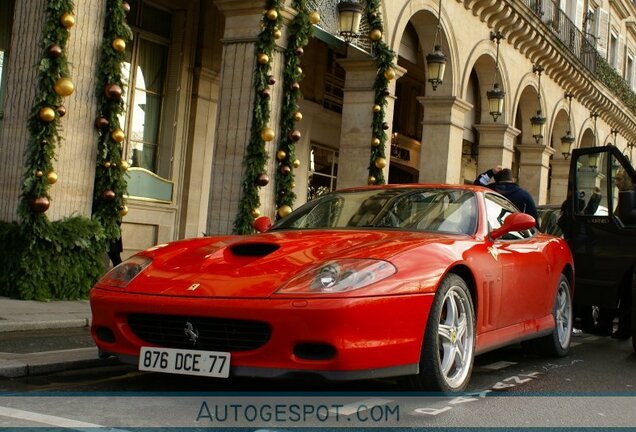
[
  {"xmin": 233, "ymin": 0, "xmax": 283, "ymax": 234},
  {"xmin": 596, "ymin": 56, "xmax": 636, "ymax": 116},
  {"xmin": 274, "ymin": 0, "xmax": 314, "ymax": 219},
  {"xmin": 366, "ymin": 0, "xmax": 396, "ymax": 185},
  {"xmin": 17, "ymin": 0, "xmax": 75, "ymax": 232},
  {"xmin": 92, "ymin": 0, "xmax": 133, "ymax": 241},
  {"xmin": 0, "ymin": 218, "xmax": 106, "ymax": 300}
]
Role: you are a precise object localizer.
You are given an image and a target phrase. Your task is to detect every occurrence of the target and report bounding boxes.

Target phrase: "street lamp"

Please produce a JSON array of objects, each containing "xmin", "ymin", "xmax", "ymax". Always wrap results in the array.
[
  {"xmin": 487, "ymin": 31, "xmax": 505, "ymax": 121},
  {"xmin": 530, "ymin": 64, "xmax": 546, "ymax": 144},
  {"xmin": 337, "ymin": 0, "xmax": 364, "ymax": 43},
  {"xmin": 611, "ymin": 128, "xmax": 619, "ymax": 146},
  {"xmin": 560, "ymin": 92, "xmax": 575, "ymax": 159},
  {"xmin": 426, "ymin": 0, "xmax": 447, "ymax": 91},
  {"xmin": 591, "ymin": 111, "xmax": 599, "ymax": 146}
]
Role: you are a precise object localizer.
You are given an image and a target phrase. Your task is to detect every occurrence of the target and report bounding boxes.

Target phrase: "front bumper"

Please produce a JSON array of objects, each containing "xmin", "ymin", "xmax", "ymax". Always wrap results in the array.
[{"xmin": 90, "ymin": 287, "xmax": 434, "ymax": 380}]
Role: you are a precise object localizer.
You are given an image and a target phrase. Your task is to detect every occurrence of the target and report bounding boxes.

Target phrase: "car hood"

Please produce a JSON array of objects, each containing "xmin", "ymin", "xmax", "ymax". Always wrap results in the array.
[{"xmin": 120, "ymin": 229, "xmax": 464, "ymax": 298}]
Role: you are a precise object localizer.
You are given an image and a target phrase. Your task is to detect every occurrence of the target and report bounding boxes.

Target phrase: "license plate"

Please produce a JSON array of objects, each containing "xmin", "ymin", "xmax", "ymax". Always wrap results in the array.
[{"xmin": 139, "ymin": 347, "xmax": 230, "ymax": 378}]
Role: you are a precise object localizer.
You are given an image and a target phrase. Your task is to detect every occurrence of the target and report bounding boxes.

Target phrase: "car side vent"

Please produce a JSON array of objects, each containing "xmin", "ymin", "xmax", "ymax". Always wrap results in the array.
[{"xmin": 230, "ymin": 242, "xmax": 280, "ymax": 257}]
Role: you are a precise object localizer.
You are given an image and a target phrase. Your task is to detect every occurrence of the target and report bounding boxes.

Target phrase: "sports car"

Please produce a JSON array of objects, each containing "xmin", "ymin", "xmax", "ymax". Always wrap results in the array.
[{"xmin": 90, "ymin": 184, "xmax": 574, "ymax": 392}]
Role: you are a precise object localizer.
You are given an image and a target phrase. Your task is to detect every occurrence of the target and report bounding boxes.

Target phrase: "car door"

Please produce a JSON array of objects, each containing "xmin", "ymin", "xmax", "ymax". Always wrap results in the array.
[{"xmin": 484, "ymin": 193, "xmax": 551, "ymax": 328}]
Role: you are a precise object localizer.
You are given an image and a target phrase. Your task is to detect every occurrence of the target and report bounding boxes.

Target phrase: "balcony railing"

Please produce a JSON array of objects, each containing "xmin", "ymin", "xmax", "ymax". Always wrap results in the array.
[{"xmin": 522, "ymin": 0, "xmax": 597, "ymax": 73}]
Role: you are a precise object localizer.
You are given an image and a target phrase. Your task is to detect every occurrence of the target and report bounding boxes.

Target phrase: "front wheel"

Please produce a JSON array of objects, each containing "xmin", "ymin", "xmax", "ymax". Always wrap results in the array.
[{"xmin": 413, "ymin": 273, "xmax": 475, "ymax": 393}]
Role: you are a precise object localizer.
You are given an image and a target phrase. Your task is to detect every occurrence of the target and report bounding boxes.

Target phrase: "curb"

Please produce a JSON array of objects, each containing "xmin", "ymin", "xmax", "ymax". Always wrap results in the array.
[
  {"xmin": 0, "ymin": 319, "xmax": 90, "ymax": 333},
  {"xmin": 0, "ymin": 347, "xmax": 117, "ymax": 379}
]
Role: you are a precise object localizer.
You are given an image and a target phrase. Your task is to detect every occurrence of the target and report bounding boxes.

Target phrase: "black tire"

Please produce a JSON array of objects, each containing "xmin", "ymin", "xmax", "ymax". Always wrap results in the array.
[
  {"xmin": 412, "ymin": 273, "xmax": 475, "ymax": 393},
  {"xmin": 526, "ymin": 274, "xmax": 573, "ymax": 357}
]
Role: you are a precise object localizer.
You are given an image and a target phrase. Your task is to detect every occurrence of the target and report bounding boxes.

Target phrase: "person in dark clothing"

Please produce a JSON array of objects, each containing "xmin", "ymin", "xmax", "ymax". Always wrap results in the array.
[
  {"xmin": 474, "ymin": 166, "xmax": 539, "ymax": 222},
  {"xmin": 107, "ymin": 222, "xmax": 123, "ymax": 267},
  {"xmin": 583, "ymin": 187, "xmax": 602, "ymax": 215}
]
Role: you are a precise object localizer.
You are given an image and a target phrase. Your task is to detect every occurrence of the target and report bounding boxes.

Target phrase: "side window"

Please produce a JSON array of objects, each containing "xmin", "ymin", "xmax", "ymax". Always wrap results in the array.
[
  {"xmin": 485, "ymin": 194, "xmax": 533, "ymax": 240},
  {"xmin": 574, "ymin": 152, "xmax": 609, "ymax": 216},
  {"xmin": 611, "ymin": 154, "xmax": 636, "ymax": 226}
]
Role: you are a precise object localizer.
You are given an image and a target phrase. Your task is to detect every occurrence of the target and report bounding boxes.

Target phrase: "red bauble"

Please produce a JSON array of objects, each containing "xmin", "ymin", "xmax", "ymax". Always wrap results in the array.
[
  {"xmin": 31, "ymin": 197, "xmax": 50, "ymax": 213},
  {"xmin": 102, "ymin": 190, "xmax": 116, "ymax": 201},
  {"xmin": 122, "ymin": 1, "xmax": 131, "ymax": 13},
  {"xmin": 289, "ymin": 130, "xmax": 302, "ymax": 141},
  {"xmin": 48, "ymin": 44, "xmax": 62, "ymax": 58},
  {"xmin": 256, "ymin": 173, "xmax": 270, "ymax": 187},
  {"xmin": 280, "ymin": 165, "xmax": 291, "ymax": 175},
  {"xmin": 253, "ymin": 216, "xmax": 272, "ymax": 233},
  {"xmin": 104, "ymin": 84, "xmax": 123, "ymax": 100},
  {"xmin": 268, "ymin": 76, "xmax": 276, "ymax": 85},
  {"xmin": 95, "ymin": 117, "xmax": 109, "ymax": 129},
  {"xmin": 382, "ymin": 122, "xmax": 390, "ymax": 130},
  {"xmin": 295, "ymin": 47, "xmax": 304, "ymax": 56},
  {"xmin": 56, "ymin": 106, "xmax": 66, "ymax": 117},
  {"xmin": 290, "ymin": 82, "xmax": 300, "ymax": 91},
  {"xmin": 261, "ymin": 88, "xmax": 271, "ymax": 98}
]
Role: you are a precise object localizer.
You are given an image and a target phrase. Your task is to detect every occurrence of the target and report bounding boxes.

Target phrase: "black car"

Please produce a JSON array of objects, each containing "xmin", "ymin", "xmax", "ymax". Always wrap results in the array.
[{"xmin": 559, "ymin": 145, "xmax": 635, "ymax": 349}]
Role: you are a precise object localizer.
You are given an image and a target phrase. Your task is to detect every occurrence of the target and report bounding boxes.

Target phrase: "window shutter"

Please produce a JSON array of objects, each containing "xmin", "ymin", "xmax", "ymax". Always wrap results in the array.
[
  {"xmin": 617, "ymin": 36, "xmax": 624, "ymax": 72},
  {"xmin": 597, "ymin": 9, "xmax": 609, "ymax": 58}
]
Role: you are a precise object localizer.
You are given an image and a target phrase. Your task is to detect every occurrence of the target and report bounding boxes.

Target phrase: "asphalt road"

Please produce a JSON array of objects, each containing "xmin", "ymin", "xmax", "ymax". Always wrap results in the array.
[{"xmin": 0, "ymin": 330, "xmax": 634, "ymax": 428}]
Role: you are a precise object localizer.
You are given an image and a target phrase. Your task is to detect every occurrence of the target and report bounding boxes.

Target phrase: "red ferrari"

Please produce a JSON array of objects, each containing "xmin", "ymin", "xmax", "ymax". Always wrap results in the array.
[{"xmin": 90, "ymin": 184, "xmax": 574, "ymax": 392}]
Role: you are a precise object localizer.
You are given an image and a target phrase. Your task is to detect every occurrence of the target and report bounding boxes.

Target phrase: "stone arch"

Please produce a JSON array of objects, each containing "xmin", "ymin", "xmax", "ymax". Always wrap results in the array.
[
  {"xmin": 548, "ymin": 103, "xmax": 573, "ymax": 159},
  {"xmin": 579, "ymin": 127, "xmax": 596, "ymax": 149},
  {"xmin": 512, "ymin": 76, "xmax": 544, "ymax": 148}
]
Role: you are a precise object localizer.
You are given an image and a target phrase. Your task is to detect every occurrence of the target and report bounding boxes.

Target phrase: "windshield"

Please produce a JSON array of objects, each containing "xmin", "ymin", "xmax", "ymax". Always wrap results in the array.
[{"xmin": 271, "ymin": 188, "xmax": 477, "ymax": 234}]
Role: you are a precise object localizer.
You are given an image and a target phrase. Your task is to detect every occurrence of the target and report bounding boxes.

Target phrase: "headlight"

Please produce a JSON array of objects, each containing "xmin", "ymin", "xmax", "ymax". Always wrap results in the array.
[
  {"xmin": 97, "ymin": 256, "xmax": 152, "ymax": 288},
  {"xmin": 276, "ymin": 259, "xmax": 396, "ymax": 294}
]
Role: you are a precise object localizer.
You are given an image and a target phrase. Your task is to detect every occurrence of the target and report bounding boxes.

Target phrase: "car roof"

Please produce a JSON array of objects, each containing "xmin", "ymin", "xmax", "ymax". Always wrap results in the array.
[{"xmin": 338, "ymin": 183, "xmax": 489, "ymax": 194}]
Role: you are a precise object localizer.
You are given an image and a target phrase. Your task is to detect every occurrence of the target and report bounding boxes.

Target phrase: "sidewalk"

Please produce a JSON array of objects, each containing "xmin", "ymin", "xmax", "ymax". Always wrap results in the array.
[{"xmin": 0, "ymin": 296, "xmax": 112, "ymax": 379}]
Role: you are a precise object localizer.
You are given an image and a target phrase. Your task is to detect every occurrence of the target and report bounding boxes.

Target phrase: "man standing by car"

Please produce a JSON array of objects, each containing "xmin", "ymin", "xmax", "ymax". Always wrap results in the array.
[{"xmin": 474, "ymin": 166, "xmax": 539, "ymax": 222}]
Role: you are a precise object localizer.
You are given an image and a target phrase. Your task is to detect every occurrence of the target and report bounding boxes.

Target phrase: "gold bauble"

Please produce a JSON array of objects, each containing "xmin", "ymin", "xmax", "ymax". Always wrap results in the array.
[
  {"xmin": 266, "ymin": 9, "xmax": 278, "ymax": 20},
  {"xmin": 273, "ymin": 28, "xmax": 282, "ymax": 40},
  {"xmin": 60, "ymin": 13, "xmax": 75, "ymax": 28},
  {"xmin": 111, "ymin": 129, "xmax": 125, "ymax": 143},
  {"xmin": 112, "ymin": 38, "xmax": 126, "ymax": 52},
  {"xmin": 369, "ymin": 29, "xmax": 383, "ymax": 41},
  {"xmin": 120, "ymin": 205, "xmax": 129, "ymax": 216},
  {"xmin": 371, "ymin": 138, "xmax": 381, "ymax": 147},
  {"xmin": 293, "ymin": 111, "xmax": 303, "ymax": 122},
  {"xmin": 46, "ymin": 172, "xmax": 58, "ymax": 184},
  {"xmin": 54, "ymin": 78, "xmax": 74, "ymax": 97},
  {"xmin": 375, "ymin": 157, "xmax": 388, "ymax": 169},
  {"xmin": 276, "ymin": 150, "xmax": 287, "ymax": 161},
  {"xmin": 35, "ymin": 170, "xmax": 44, "ymax": 177},
  {"xmin": 384, "ymin": 68, "xmax": 396, "ymax": 81},
  {"xmin": 368, "ymin": 176, "xmax": 376, "ymax": 185},
  {"xmin": 251, "ymin": 208, "xmax": 261, "ymax": 218},
  {"xmin": 291, "ymin": 182, "xmax": 296, "ymax": 188},
  {"xmin": 39, "ymin": 107, "xmax": 56, "ymax": 122},
  {"xmin": 296, "ymin": 66, "xmax": 303, "ymax": 75},
  {"xmin": 261, "ymin": 127, "xmax": 275, "ymax": 142},
  {"xmin": 308, "ymin": 11, "xmax": 321, "ymax": 25},
  {"xmin": 373, "ymin": 104, "xmax": 381, "ymax": 113},
  {"xmin": 120, "ymin": 160, "xmax": 130, "ymax": 171},
  {"xmin": 258, "ymin": 53, "xmax": 270, "ymax": 65},
  {"xmin": 104, "ymin": 161, "xmax": 112, "ymax": 168},
  {"xmin": 292, "ymin": 159, "xmax": 301, "ymax": 168},
  {"xmin": 278, "ymin": 205, "xmax": 293, "ymax": 218}
]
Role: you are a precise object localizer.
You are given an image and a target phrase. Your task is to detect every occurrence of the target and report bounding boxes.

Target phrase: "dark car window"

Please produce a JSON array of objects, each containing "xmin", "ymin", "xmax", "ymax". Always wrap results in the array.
[
  {"xmin": 485, "ymin": 193, "xmax": 534, "ymax": 240},
  {"xmin": 271, "ymin": 188, "xmax": 477, "ymax": 234}
]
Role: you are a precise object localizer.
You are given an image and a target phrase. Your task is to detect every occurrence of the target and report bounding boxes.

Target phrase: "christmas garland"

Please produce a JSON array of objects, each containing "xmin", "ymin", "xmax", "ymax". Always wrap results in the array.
[
  {"xmin": 18, "ymin": 0, "xmax": 76, "ymax": 232},
  {"xmin": 366, "ymin": 0, "xmax": 396, "ymax": 185},
  {"xmin": 233, "ymin": 0, "xmax": 283, "ymax": 235},
  {"xmin": 273, "ymin": 1, "xmax": 317, "ymax": 220},
  {"xmin": 92, "ymin": 0, "xmax": 133, "ymax": 242}
]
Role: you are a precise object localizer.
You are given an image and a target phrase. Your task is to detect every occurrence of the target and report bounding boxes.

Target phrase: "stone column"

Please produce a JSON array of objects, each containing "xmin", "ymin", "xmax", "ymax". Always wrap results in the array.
[
  {"xmin": 474, "ymin": 123, "xmax": 520, "ymax": 177},
  {"xmin": 336, "ymin": 58, "xmax": 380, "ymax": 189},
  {"xmin": 0, "ymin": 0, "xmax": 105, "ymax": 222},
  {"xmin": 417, "ymin": 96, "xmax": 473, "ymax": 184},
  {"xmin": 517, "ymin": 144, "xmax": 555, "ymax": 205},
  {"xmin": 549, "ymin": 158, "xmax": 570, "ymax": 205},
  {"xmin": 206, "ymin": 0, "xmax": 287, "ymax": 235}
]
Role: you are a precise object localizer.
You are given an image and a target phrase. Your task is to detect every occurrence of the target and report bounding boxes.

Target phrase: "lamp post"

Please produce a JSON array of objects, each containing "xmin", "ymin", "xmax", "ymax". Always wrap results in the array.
[
  {"xmin": 426, "ymin": 0, "xmax": 447, "ymax": 91},
  {"xmin": 337, "ymin": 0, "xmax": 364, "ymax": 43},
  {"xmin": 530, "ymin": 64, "xmax": 546, "ymax": 144},
  {"xmin": 611, "ymin": 128, "xmax": 619, "ymax": 146},
  {"xmin": 591, "ymin": 111, "xmax": 599, "ymax": 146},
  {"xmin": 560, "ymin": 92, "xmax": 575, "ymax": 159},
  {"xmin": 487, "ymin": 31, "xmax": 505, "ymax": 121}
]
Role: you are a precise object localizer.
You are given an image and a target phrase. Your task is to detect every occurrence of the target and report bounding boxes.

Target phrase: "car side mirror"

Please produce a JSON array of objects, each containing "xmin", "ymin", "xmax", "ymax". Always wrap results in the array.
[
  {"xmin": 253, "ymin": 216, "xmax": 272, "ymax": 233},
  {"xmin": 490, "ymin": 213, "xmax": 536, "ymax": 240}
]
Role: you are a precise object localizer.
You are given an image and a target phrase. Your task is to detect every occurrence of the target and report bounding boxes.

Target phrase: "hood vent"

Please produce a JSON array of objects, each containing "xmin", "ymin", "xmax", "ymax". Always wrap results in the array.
[{"xmin": 229, "ymin": 242, "xmax": 280, "ymax": 257}]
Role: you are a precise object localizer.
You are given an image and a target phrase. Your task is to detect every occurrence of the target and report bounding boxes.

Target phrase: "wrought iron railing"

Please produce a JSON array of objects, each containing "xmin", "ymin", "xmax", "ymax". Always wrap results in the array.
[{"xmin": 521, "ymin": 0, "xmax": 597, "ymax": 73}]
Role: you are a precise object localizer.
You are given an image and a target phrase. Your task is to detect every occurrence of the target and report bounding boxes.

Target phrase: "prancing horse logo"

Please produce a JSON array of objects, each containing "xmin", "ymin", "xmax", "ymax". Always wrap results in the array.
[{"xmin": 184, "ymin": 322, "xmax": 199, "ymax": 345}]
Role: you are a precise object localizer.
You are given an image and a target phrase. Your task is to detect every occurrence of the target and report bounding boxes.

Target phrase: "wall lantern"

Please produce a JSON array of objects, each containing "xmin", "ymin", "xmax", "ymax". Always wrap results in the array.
[
  {"xmin": 588, "ymin": 153, "xmax": 599, "ymax": 169},
  {"xmin": 426, "ymin": 0, "xmax": 447, "ymax": 91},
  {"xmin": 611, "ymin": 128, "xmax": 619, "ymax": 146},
  {"xmin": 560, "ymin": 92, "xmax": 575, "ymax": 159},
  {"xmin": 487, "ymin": 31, "xmax": 505, "ymax": 121},
  {"xmin": 530, "ymin": 64, "xmax": 546, "ymax": 144},
  {"xmin": 337, "ymin": 0, "xmax": 364, "ymax": 43}
]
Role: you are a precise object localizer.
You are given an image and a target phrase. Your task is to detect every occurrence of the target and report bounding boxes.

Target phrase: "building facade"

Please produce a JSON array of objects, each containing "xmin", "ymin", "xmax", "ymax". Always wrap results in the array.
[{"xmin": 2, "ymin": 0, "xmax": 636, "ymax": 258}]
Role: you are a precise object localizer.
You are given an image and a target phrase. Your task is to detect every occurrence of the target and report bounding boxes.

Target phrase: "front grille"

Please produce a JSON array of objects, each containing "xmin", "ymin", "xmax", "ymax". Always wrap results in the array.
[{"xmin": 128, "ymin": 314, "xmax": 271, "ymax": 352}]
